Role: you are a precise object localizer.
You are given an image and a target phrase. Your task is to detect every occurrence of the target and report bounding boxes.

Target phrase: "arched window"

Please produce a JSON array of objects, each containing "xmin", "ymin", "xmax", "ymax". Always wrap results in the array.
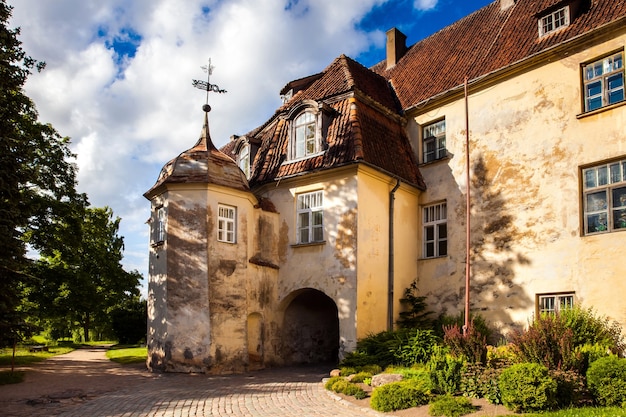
[
  {"xmin": 238, "ymin": 143, "xmax": 250, "ymax": 178},
  {"xmin": 293, "ymin": 112, "xmax": 317, "ymax": 159}
]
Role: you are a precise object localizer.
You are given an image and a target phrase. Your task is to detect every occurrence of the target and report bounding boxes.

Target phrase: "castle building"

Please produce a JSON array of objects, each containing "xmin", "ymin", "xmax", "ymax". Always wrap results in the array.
[{"xmin": 144, "ymin": 0, "xmax": 626, "ymax": 373}]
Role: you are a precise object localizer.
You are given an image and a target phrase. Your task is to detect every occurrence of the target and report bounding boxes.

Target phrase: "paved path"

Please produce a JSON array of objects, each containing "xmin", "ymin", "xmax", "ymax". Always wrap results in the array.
[{"xmin": 0, "ymin": 347, "xmax": 381, "ymax": 417}]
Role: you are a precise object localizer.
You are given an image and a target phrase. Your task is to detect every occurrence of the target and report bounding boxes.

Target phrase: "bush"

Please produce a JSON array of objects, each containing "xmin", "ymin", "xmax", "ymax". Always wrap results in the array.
[
  {"xmin": 550, "ymin": 369, "xmax": 591, "ymax": 408},
  {"xmin": 350, "ymin": 371, "xmax": 372, "ymax": 383},
  {"xmin": 429, "ymin": 345, "xmax": 465, "ymax": 395},
  {"xmin": 586, "ymin": 356, "xmax": 626, "ymax": 407},
  {"xmin": 370, "ymin": 380, "xmax": 431, "ymax": 412},
  {"xmin": 498, "ymin": 363, "xmax": 557, "ymax": 413},
  {"xmin": 460, "ymin": 363, "xmax": 502, "ymax": 404},
  {"xmin": 428, "ymin": 395, "xmax": 476, "ymax": 417},
  {"xmin": 435, "ymin": 313, "xmax": 493, "ymax": 344},
  {"xmin": 561, "ymin": 307, "xmax": 625, "ymax": 354},
  {"xmin": 396, "ymin": 278, "xmax": 435, "ymax": 329},
  {"xmin": 443, "ymin": 320, "xmax": 487, "ymax": 364},
  {"xmin": 324, "ymin": 376, "xmax": 367, "ymax": 399},
  {"xmin": 387, "ymin": 364, "xmax": 432, "ymax": 390},
  {"xmin": 395, "ymin": 329, "xmax": 439, "ymax": 366}
]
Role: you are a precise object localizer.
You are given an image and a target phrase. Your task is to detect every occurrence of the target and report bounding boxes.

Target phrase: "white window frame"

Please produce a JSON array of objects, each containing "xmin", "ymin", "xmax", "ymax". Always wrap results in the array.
[
  {"xmin": 582, "ymin": 158, "xmax": 626, "ymax": 235},
  {"xmin": 538, "ymin": 6, "xmax": 570, "ymax": 37},
  {"xmin": 583, "ymin": 51, "xmax": 625, "ymax": 112},
  {"xmin": 296, "ymin": 190, "xmax": 324, "ymax": 244},
  {"xmin": 537, "ymin": 293, "xmax": 575, "ymax": 315},
  {"xmin": 218, "ymin": 204, "xmax": 236, "ymax": 243},
  {"xmin": 153, "ymin": 206, "xmax": 166, "ymax": 244},
  {"xmin": 422, "ymin": 119, "xmax": 446, "ymax": 163},
  {"xmin": 292, "ymin": 111, "xmax": 319, "ymax": 160},
  {"xmin": 423, "ymin": 202, "xmax": 447, "ymax": 258},
  {"xmin": 239, "ymin": 143, "xmax": 250, "ymax": 178}
]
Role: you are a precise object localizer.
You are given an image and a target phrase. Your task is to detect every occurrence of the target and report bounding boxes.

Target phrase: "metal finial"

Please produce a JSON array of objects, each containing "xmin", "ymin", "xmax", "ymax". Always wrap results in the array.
[{"xmin": 192, "ymin": 58, "xmax": 227, "ymax": 111}]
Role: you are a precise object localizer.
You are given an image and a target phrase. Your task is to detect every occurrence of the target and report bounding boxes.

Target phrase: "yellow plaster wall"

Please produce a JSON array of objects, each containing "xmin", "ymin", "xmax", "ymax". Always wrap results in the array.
[{"xmin": 411, "ymin": 35, "xmax": 626, "ymax": 335}]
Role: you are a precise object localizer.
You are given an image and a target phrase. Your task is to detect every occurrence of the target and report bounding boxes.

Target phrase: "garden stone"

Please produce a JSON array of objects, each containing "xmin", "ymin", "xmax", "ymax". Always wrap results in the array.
[{"xmin": 371, "ymin": 373, "xmax": 403, "ymax": 387}]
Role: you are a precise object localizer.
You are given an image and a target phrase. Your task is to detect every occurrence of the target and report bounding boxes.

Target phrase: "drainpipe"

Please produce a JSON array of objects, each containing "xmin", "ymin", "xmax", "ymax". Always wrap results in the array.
[{"xmin": 388, "ymin": 179, "xmax": 401, "ymax": 331}]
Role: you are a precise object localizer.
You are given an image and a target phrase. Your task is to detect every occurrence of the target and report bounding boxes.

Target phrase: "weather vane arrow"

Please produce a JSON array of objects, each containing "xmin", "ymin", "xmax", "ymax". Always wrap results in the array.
[{"xmin": 192, "ymin": 58, "xmax": 227, "ymax": 109}]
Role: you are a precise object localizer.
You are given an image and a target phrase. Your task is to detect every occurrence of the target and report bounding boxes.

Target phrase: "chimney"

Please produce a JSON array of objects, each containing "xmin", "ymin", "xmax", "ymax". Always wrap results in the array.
[
  {"xmin": 501, "ymin": 0, "xmax": 515, "ymax": 11},
  {"xmin": 386, "ymin": 28, "xmax": 407, "ymax": 69}
]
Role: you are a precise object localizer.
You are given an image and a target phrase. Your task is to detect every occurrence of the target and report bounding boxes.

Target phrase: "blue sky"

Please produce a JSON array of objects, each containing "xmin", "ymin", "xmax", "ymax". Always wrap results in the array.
[{"xmin": 11, "ymin": 0, "xmax": 494, "ymax": 295}]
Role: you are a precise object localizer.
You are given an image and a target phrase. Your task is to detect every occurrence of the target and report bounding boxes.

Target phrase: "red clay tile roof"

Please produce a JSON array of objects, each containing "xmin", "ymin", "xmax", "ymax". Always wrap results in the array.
[
  {"xmin": 373, "ymin": 0, "xmax": 626, "ymax": 109},
  {"xmin": 238, "ymin": 55, "xmax": 425, "ymax": 189},
  {"xmin": 145, "ymin": 113, "xmax": 249, "ymax": 199}
]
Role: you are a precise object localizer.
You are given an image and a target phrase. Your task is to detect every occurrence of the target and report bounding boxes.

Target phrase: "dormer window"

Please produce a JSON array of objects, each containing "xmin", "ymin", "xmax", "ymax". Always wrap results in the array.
[
  {"xmin": 539, "ymin": 5, "xmax": 569, "ymax": 37},
  {"xmin": 292, "ymin": 111, "xmax": 320, "ymax": 160}
]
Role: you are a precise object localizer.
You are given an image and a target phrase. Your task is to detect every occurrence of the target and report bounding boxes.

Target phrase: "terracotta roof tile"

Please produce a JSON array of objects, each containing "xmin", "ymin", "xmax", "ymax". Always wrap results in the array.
[{"xmin": 373, "ymin": 0, "xmax": 626, "ymax": 109}]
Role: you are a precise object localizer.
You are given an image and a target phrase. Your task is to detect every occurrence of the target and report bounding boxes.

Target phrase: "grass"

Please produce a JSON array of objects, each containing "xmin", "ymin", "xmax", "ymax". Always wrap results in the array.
[
  {"xmin": 105, "ymin": 345, "xmax": 147, "ymax": 364},
  {"xmin": 0, "ymin": 371, "xmax": 25, "ymax": 385},
  {"xmin": 494, "ymin": 407, "xmax": 626, "ymax": 417},
  {"xmin": 0, "ymin": 345, "xmax": 75, "ymax": 367}
]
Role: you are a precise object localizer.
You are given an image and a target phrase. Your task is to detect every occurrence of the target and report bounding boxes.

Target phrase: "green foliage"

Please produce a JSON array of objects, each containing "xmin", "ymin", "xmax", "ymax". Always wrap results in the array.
[
  {"xmin": 0, "ymin": 371, "xmax": 25, "ymax": 385},
  {"xmin": 586, "ymin": 356, "xmax": 626, "ymax": 407},
  {"xmin": 435, "ymin": 313, "xmax": 493, "ymax": 343},
  {"xmin": 443, "ymin": 319, "xmax": 487, "ymax": 364},
  {"xmin": 370, "ymin": 380, "xmax": 431, "ymax": 412},
  {"xmin": 550, "ymin": 369, "xmax": 591, "ymax": 408},
  {"xmin": 386, "ymin": 364, "xmax": 432, "ymax": 389},
  {"xmin": 395, "ymin": 329, "xmax": 439, "ymax": 366},
  {"xmin": 110, "ymin": 299, "xmax": 147, "ymax": 344},
  {"xmin": 428, "ymin": 395, "xmax": 476, "ymax": 417},
  {"xmin": 0, "ymin": 0, "xmax": 82, "ymax": 348},
  {"xmin": 350, "ymin": 371, "xmax": 373, "ymax": 383},
  {"xmin": 561, "ymin": 307, "xmax": 625, "ymax": 354},
  {"xmin": 519, "ymin": 407, "xmax": 626, "ymax": 417},
  {"xmin": 324, "ymin": 376, "xmax": 367, "ymax": 399},
  {"xmin": 342, "ymin": 329, "xmax": 441, "ymax": 369},
  {"xmin": 396, "ymin": 278, "xmax": 434, "ymax": 329},
  {"xmin": 499, "ymin": 363, "xmax": 557, "ymax": 413},
  {"xmin": 460, "ymin": 363, "xmax": 503, "ymax": 404},
  {"xmin": 428, "ymin": 345, "xmax": 465, "ymax": 395},
  {"xmin": 106, "ymin": 345, "xmax": 147, "ymax": 364}
]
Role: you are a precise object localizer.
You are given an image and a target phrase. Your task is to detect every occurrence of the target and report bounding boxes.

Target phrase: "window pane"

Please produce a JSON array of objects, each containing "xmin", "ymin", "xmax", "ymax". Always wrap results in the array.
[
  {"xmin": 312, "ymin": 226, "xmax": 323, "ymax": 241},
  {"xmin": 425, "ymin": 225, "xmax": 434, "ymax": 241},
  {"xmin": 540, "ymin": 297, "xmax": 555, "ymax": 314},
  {"xmin": 559, "ymin": 296, "xmax": 574, "ymax": 310},
  {"xmin": 614, "ymin": 187, "xmax": 626, "ymax": 208},
  {"xmin": 610, "ymin": 163, "xmax": 621, "ymax": 183},
  {"xmin": 598, "ymin": 166, "xmax": 608, "ymax": 186},
  {"xmin": 607, "ymin": 74, "xmax": 624, "ymax": 104},
  {"xmin": 299, "ymin": 229, "xmax": 309, "ymax": 244},
  {"xmin": 584, "ymin": 168, "xmax": 596, "ymax": 189},
  {"xmin": 312, "ymin": 211, "xmax": 323, "ymax": 226},
  {"xmin": 425, "ymin": 242, "xmax": 434, "ymax": 258},
  {"xmin": 587, "ymin": 213, "xmax": 608, "ymax": 233},
  {"xmin": 586, "ymin": 190, "xmax": 607, "ymax": 211},
  {"xmin": 438, "ymin": 223, "xmax": 447, "ymax": 239},
  {"xmin": 299, "ymin": 212, "xmax": 309, "ymax": 227},
  {"xmin": 438, "ymin": 240, "xmax": 447, "ymax": 256}
]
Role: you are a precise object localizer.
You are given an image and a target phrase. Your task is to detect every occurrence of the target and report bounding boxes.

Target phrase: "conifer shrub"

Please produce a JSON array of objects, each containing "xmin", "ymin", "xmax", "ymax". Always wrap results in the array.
[
  {"xmin": 428, "ymin": 395, "xmax": 476, "ymax": 417},
  {"xmin": 324, "ymin": 376, "xmax": 367, "ymax": 399},
  {"xmin": 498, "ymin": 363, "xmax": 557, "ymax": 413},
  {"xmin": 586, "ymin": 356, "xmax": 626, "ymax": 407},
  {"xmin": 429, "ymin": 345, "xmax": 465, "ymax": 395},
  {"xmin": 370, "ymin": 380, "xmax": 431, "ymax": 412}
]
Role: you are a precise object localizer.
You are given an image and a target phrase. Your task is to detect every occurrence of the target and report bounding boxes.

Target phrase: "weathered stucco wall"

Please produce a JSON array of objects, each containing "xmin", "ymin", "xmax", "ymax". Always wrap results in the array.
[{"xmin": 411, "ymin": 34, "xmax": 626, "ymax": 336}]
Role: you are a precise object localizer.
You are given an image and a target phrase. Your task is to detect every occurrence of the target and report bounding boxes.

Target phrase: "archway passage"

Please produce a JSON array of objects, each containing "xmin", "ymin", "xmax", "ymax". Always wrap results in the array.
[{"xmin": 282, "ymin": 289, "xmax": 339, "ymax": 365}]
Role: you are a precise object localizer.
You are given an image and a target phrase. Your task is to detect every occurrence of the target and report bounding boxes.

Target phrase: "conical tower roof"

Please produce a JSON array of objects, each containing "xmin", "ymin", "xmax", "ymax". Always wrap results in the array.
[{"xmin": 144, "ymin": 108, "xmax": 249, "ymax": 199}]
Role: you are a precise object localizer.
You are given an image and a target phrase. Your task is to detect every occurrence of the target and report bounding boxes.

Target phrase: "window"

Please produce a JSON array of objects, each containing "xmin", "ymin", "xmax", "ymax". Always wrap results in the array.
[
  {"xmin": 538, "ymin": 293, "xmax": 574, "ymax": 314},
  {"xmin": 423, "ymin": 202, "xmax": 447, "ymax": 258},
  {"xmin": 239, "ymin": 143, "xmax": 250, "ymax": 178},
  {"xmin": 293, "ymin": 112, "xmax": 318, "ymax": 159},
  {"xmin": 538, "ymin": 6, "xmax": 569, "ymax": 37},
  {"xmin": 582, "ymin": 158, "xmax": 626, "ymax": 235},
  {"xmin": 296, "ymin": 190, "xmax": 323, "ymax": 244},
  {"xmin": 218, "ymin": 204, "xmax": 236, "ymax": 243},
  {"xmin": 422, "ymin": 119, "xmax": 446, "ymax": 163},
  {"xmin": 153, "ymin": 206, "xmax": 166, "ymax": 244},
  {"xmin": 583, "ymin": 52, "xmax": 624, "ymax": 112}
]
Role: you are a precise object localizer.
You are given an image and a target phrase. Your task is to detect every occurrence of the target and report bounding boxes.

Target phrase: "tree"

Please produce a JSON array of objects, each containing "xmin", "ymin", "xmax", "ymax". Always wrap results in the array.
[
  {"xmin": 396, "ymin": 278, "xmax": 434, "ymax": 329},
  {"xmin": 28, "ymin": 207, "xmax": 142, "ymax": 342},
  {"xmin": 0, "ymin": 0, "xmax": 82, "ymax": 346}
]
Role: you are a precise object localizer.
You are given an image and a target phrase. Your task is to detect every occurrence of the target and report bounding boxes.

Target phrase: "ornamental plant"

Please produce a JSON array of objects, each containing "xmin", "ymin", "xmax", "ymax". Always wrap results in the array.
[
  {"xmin": 498, "ymin": 363, "xmax": 557, "ymax": 413},
  {"xmin": 586, "ymin": 356, "xmax": 626, "ymax": 407},
  {"xmin": 370, "ymin": 380, "xmax": 431, "ymax": 412}
]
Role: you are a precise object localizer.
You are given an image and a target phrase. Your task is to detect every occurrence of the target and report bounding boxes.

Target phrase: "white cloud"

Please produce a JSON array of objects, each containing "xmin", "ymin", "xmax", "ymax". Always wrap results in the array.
[
  {"xmin": 10, "ymin": 0, "xmax": 390, "ymax": 295},
  {"xmin": 414, "ymin": 0, "xmax": 438, "ymax": 11}
]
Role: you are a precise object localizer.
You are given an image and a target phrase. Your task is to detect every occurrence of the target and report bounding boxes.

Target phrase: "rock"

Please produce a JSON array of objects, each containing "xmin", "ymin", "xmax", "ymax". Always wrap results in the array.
[
  {"xmin": 371, "ymin": 373, "xmax": 403, "ymax": 387},
  {"xmin": 329, "ymin": 369, "xmax": 341, "ymax": 377}
]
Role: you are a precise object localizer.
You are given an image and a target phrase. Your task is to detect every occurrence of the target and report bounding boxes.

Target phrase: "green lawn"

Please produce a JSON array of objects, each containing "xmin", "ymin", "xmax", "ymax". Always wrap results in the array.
[
  {"xmin": 494, "ymin": 407, "xmax": 626, "ymax": 416},
  {"xmin": 105, "ymin": 345, "xmax": 147, "ymax": 364},
  {"xmin": 0, "ymin": 345, "xmax": 75, "ymax": 367}
]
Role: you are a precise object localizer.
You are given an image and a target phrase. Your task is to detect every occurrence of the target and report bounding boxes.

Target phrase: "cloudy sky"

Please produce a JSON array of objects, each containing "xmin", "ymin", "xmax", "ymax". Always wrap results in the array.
[{"xmin": 11, "ymin": 0, "xmax": 492, "ymax": 295}]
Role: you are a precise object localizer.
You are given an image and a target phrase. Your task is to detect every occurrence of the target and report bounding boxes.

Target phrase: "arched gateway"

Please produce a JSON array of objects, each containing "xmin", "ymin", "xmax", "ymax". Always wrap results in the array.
[{"xmin": 281, "ymin": 289, "xmax": 340, "ymax": 365}]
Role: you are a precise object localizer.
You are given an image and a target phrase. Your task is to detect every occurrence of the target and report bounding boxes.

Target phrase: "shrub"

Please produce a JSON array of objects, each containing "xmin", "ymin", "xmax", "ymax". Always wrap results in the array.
[
  {"xmin": 550, "ymin": 369, "xmax": 591, "ymax": 408},
  {"xmin": 561, "ymin": 307, "xmax": 625, "ymax": 354},
  {"xmin": 586, "ymin": 356, "xmax": 626, "ymax": 407},
  {"xmin": 443, "ymin": 319, "xmax": 487, "ymax": 364},
  {"xmin": 428, "ymin": 395, "xmax": 476, "ymax": 417},
  {"xmin": 498, "ymin": 363, "xmax": 557, "ymax": 413},
  {"xmin": 396, "ymin": 278, "xmax": 435, "ymax": 329},
  {"xmin": 350, "ymin": 371, "xmax": 372, "ymax": 383},
  {"xmin": 429, "ymin": 345, "xmax": 465, "ymax": 395},
  {"xmin": 435, "ymin": 313, "xmax": 493, "ymax": 344},
  {"xmin": 509, "ymin": 313, "xmax": 581, "ymax": 371},
  {"xmin": 395, "ymin": 329, "xmax": 439, "ymax": 366},
  {"xmin": 387, "ymin": 364, "xmax": 432, "ymax": 390},
  {"xmin": 325, "ymin": 376, "xmax": 367, "ymax": 399},
  {"xmin": 370, "ymin": 380, "xmax": 431, "ymax": 412},
  {"xmin": 460, "ymin": 363, "xmax": 502, "ymax": 404}
]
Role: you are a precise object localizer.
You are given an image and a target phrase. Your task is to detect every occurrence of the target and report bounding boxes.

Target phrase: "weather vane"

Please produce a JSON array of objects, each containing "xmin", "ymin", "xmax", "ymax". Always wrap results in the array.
[{"xmin": 192, "ymin": 58, "xmax": 227, "ymax": 111}]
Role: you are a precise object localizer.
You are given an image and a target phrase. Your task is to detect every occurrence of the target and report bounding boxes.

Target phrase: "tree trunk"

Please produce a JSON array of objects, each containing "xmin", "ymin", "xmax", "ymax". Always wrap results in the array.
[{"xmin": 83, "ymin": 312, "xmax": 90, "ymax": 342}]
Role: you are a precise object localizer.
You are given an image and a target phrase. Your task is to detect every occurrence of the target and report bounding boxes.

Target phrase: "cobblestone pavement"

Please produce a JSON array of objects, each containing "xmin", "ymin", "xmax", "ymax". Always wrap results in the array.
[
  {"xmin": 57, "ymin": 366, "xmax": 382, "ymax": 417},
  {"xmin": 0, "ymin": 347, "xmax": 382, "ymax": 417}
]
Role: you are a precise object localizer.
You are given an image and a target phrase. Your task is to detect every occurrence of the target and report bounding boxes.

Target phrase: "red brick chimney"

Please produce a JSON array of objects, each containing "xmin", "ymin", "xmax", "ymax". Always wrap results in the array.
[{"xmin": 386, "ymin": 28, "xmax": 407, "ymax": 70}]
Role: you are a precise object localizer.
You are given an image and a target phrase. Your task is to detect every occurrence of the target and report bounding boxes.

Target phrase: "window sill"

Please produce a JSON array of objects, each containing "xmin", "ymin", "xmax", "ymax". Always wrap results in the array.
[
  {"xmin": 577, "ymin": 100, "xmax": 626, "ymax": 119},
  {"xmin": 291, "ymin": 241, "xmax": 326, "ymax": 248},
  {"xmin": 419, "ymin": 154, "xmax": 451, "ymax": 167},
  {"xmin": 419, "ymin": 255, "xmax": 447, "ymax": 261}
]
